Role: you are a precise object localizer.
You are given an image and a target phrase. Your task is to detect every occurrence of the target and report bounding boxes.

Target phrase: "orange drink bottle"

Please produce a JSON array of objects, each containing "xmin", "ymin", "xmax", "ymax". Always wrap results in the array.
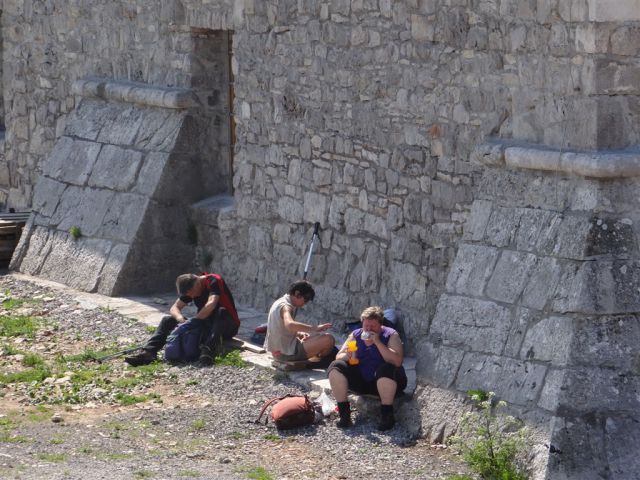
[{"xmin": 347, "ymin": 340, "xmax": 359, "ymax": 365}]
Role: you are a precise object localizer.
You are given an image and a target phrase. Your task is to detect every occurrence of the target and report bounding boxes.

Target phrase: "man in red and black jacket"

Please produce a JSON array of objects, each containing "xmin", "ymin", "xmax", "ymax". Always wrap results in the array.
[{"xmin": 125, "ymin": 273, "xmax": 240, "ymax": 367}]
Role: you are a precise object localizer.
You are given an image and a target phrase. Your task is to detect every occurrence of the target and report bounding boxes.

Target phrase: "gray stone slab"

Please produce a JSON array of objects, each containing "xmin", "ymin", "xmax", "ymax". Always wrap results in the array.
[
  {"xmin": 514, "ymin": 208, "xmax": 553, "ymax": 252},
  {"xmin": 539, "ymin": 367, "xmax": 640, "ymax": 412},
  {"xmin": 96, "ymin": 105, "xmax": 144, "ymax": 146},
  {"xmin": 42, "ymin": 137, "xmax": 102, "ymax": 186},
  {"xmin": 462, "ymin": 199, "xmax": 493, "ymax": 242},
  {"xmin": 536, "ymin": 214, "xmax": 592, "ymax": 260},
  {"xmin": 133, "ymin": 151, "xmax": 171, "ymax": 197},
  {"xmin": 98, "ymin": 193, "xmax": 148, "ymax": 243},
  {"xmin": 95, "ymin": 243, "xmax": 130, "ymax": 295},
  {"xmin": 31, "ymin": 176, "xmax": 67, "ymax": 218},
  {"xmin": 415, "ymin": 340, "xmax": 465, "ymax": 388},
  {"xmin": 63, "ymin": 99, "xmax": 107, "ymax": 141},
  {"xmin": 88, "ymin": 145, "xmax": 143, "ymax": 191},
  {"xmin": 521, "ymin": 256, "xmax": 562, "ymax": 310},
  {"xmin": 456, "ymin": 352, "xmax": 547, "ymax": 407},
  {"xmin": 11, "ymin": 224, "xmax": 52, "ymax": 275},
  {"xmin": 503, "ymin": 307, "xmax": 538, "ymax": 358},
  {"xmin": 483, "ymin": 206, "xmax": 522, "ymax": 248},
  {"xmin": 52, "ymin": 187, "xmax": 115, "ymax": 237},
  {"xmin": 445, "ymin": 244, "xmax": 499, "ymax": 296},
  {"xmin": 520, "ymin": 316, "xmax": 574, "ymax": 365},
  {"xmin": 486, "ymin": 250, "xmax": 538, "ymax": 304},
  {"xmin": 134, "ymin": 110, "xmax": 184, "ymax": 152},
  {"xmin": 38, "ymin": 232, "xmax": 111, "ymax": 292},
  {"xmin": 430, "ymin": 294, "xmax": 512, "ymax": 355}
]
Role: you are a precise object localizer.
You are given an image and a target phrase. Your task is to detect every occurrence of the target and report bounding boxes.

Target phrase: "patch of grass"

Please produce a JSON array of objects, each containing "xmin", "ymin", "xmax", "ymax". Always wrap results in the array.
[
  {"xmin": 1, "ymin": 297, "xmax": 41, "ymax": 311},
  {"xmin": 228, "ymin": 431, "xmax": 245, "ymax": 440},
  {"xmin": 105, "ymin": 452, "xmax": 132, "ymax": 460},
  {"xmin": 0, "ymin": 315, "xmax": 40, "ymax": 337},
  {"xmin": 23, "ymin": 352, "xmax": 45, "ymax": 367},
  {"xmin": 78, "ymin": 446, "xmax": 94, "ymax": 455},
  {"xmin": 190, "ymin": 418, "xmax": 206, "ymax": 431},
  {"xmin": 215, "ymin": 349, "xmax": 247, "ymax": 367},
  {"xmin": 1, "ymin": 343, "xmax": 22, "ymax": 355},
  {"xmin": 446, "ymin": 475, "xmax": 474, "ymax": 480},
  {"xmin": 0, "ymin": 366, "xmax": 51, "ymax": 385},
  {"xmin": 25, "ymin": 406, "xmax": 52, "ymax": 423},
  {"xmin": 50, "ymin": 436, "xmax": 65, "ymax": 445},
  {"xmin": 263, "ymin": 433, "xmax": 280, "ymax": 442},
  {"xmin": 114, "ymin": 392, "xmax": 148, "ymax": 406},
  {"xmin": 146, "ymin": 325, "xmax": 157, "ymax": 334},
  {"xmin": 58, "ymin": 349, "xmax": 104, "ymax": 363},
  {"xmin": 245, "ymin": 466, "xmax": 274, "ymax": 480},
  {"xmin": 186, "ymin": 379, "xmax": 199, "ymax": 386},
  {"xmin": 37, "ymin": 453, "xmax": 66, "ymax": 462},
  {"xmin": 0, "ymin": 431, "xmax": 32, "ymax": 443}
]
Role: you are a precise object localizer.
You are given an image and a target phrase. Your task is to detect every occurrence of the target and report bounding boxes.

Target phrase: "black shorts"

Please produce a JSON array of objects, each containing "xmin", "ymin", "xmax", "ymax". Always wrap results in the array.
[{"xmin": 328, "ymin": 360, "xmax": 407, "ymax": 397}]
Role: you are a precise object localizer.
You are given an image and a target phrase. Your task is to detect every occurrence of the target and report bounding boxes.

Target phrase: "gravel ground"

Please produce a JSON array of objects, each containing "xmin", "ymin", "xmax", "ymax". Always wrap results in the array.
[{"xmin": 0, "ymin": 274, "xmax": 468, "ymax": 480}]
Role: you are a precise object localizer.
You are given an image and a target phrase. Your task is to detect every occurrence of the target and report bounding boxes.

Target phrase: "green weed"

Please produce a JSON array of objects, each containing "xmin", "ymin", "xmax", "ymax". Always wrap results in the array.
[
  {"xmin": 49, "ymin": 436, "xmax": 65, "ymax": 445},
  {"xmin": 178, "ymin": 470, "xmax": 200, "ymax": 478},
  {"xmin": 146, "ymin": 325, "xmax": 157, "ymax": 334},
  {"xmin": 245, "ymin": 466, "xmax": 274, "ymax": 480},
  {"xmin": 228, "ymin": 431, "xmax": 245, "ymax": 440},
  {"xmin": 263, "ymin": 433, "xmax": 280, "ymax": 441},
  {"xmin": 133, "ymin": 470, "xmax": 154, "ymax": 479},
  {"xmin": 190, "ymin": 418, "xmax": 206, "ymax": 431},
  {"xmin": 448, "ymin": 391, "xmax": 529, "ymax": 480},
  {"xmin": 215, "ymin": 349, "xmax": 247, "ymax": 367},
  {"xmin": 69, "ymin": 226, "xmax": 82, "ymax": 240}
]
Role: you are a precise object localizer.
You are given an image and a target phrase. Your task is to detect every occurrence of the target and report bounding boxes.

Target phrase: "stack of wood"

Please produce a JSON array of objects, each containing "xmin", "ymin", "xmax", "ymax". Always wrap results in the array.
[{"xmin": 0, "ymin": 212, "xmax": 30, "ymax": 262}]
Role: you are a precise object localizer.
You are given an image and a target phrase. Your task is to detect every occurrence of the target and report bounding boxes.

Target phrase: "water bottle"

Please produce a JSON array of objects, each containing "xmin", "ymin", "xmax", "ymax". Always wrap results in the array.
[{"xmin": 347, "ymin": 340, "xmax": 359, "ymax": 365}]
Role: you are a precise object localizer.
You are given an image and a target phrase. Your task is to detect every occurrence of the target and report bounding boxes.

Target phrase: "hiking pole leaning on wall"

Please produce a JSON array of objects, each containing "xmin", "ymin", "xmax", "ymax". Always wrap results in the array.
[{"xmin": 303, "ymin": 222, "xmax": 320, "ymax": 280}]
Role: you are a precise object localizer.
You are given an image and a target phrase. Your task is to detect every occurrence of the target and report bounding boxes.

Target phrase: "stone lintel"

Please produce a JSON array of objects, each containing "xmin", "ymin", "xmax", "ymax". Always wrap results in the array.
[
  {"xmin": 71, "ymin": 78, "xmax": 198, "ymax": 109},
  {"xmin": 473, "ymin": 141, "xmax": 640, "ymax": 179}
]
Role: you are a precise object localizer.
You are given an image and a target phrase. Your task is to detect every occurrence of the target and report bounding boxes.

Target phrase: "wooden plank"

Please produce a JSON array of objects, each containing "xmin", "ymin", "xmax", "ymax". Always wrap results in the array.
[{"xmin": 226, "ymin": 336, "xmax": 266, "ymax": 354}]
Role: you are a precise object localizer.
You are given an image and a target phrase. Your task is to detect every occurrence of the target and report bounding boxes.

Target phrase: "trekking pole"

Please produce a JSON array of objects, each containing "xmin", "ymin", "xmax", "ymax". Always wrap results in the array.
[
  {"xmin": 303, "ymin": 222, "xmax": 320, "ymax": 280},
  {"xmin": 96, "ymin": 345, "xmax": 145, "ymax": 363}
]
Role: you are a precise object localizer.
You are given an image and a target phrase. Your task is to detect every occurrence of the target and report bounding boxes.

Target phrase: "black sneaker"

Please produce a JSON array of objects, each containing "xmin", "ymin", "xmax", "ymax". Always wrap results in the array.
[
  {"xmin": 336, "ymin": 415, "xmax": 352, "ymax": 429},
  {"xmin": 195, "ymin": 354, "xmax": 214, "ymax": 368},
  {"xmin": 377, "ymin": 412, "xmax": 395, "ymax": 431},
  {"xmin": 124, "ymin": 350, "xmax": 156, "ymax": 367}
]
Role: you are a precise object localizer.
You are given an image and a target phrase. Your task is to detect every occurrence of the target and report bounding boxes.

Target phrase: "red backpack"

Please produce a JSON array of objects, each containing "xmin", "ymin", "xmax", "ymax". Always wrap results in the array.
[{"xmin": 203, "ymin": 273, "xmax": 240, "ymax": 328}]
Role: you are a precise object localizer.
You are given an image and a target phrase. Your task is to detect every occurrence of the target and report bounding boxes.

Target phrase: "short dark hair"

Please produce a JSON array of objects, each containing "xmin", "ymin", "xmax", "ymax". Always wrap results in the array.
[
  {"xmin": 287, "ymin": 280, "xmax": 315, "ymax": 302},
  {"xmin": 176, "ymin": 274, "xmax": 199, "ymax": 296}
]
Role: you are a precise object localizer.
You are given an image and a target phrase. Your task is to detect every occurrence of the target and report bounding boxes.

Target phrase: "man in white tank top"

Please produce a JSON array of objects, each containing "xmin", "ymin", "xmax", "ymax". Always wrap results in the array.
[{"xmin": 264, "ymin": 280, "xmax": 335, "ymax": 362}]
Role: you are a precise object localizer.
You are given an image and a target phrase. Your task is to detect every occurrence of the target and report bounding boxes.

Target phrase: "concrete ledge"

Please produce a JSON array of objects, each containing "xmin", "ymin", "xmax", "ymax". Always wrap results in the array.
[
  {"xmin": 472, "ymin": 141, "xmax": 640, "ymax": 179},
  {"xmin": 72, "ymin": 78, "xmax": 198, "ymax": 109}
]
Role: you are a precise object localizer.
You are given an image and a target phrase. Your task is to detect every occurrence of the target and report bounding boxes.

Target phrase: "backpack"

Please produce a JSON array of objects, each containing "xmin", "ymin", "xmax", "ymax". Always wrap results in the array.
[
  {"xmin": 256, "ymin": 394, "xmax": 317, "ymax": 430},
  {"xmin": 202, "ymin": 273, "xmax": 241, "ymax": 328},
  {"xmin": 164, "ymin": 319, "xmax": 203, "ymax": 362}
]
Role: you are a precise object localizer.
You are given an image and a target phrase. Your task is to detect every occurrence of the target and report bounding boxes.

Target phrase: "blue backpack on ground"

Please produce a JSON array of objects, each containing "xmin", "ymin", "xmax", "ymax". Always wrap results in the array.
[{"xmin": 164, "ymin": 319, "xmax": 203, "ymax": 362}]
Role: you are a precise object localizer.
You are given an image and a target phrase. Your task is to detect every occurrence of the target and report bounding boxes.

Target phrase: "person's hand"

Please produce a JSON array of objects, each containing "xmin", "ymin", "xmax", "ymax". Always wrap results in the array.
[
  {"xmin": 298, "ymin": 332, "xmax": 310, "ymax": 341},
  {"xmin": 363, "ymin": 330, "xmax": 378, "ymax": 347},
  {"xmin": 316, "ymin": 323, "xmax": 332, "ymax": 332}
]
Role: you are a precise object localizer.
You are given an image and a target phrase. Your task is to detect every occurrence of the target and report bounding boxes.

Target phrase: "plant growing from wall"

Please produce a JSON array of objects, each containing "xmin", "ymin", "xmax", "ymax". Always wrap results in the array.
[
  {"xmin": 447, "ymin": 390, "xmax": 530, "ymax": 480},
  {"xmin": 69, "ymin": 226, "xmax": 82, "ymax": 240}
]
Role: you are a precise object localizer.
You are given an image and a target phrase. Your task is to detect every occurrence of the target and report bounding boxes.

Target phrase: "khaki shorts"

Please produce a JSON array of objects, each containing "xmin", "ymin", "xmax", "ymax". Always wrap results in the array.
[{"xmin": 274, "ymin": 339, "xmax": 307, "ymax": 362}]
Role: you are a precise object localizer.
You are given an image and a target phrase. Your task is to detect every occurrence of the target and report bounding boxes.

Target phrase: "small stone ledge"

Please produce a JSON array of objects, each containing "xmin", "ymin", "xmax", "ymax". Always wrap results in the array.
[
  {"xmin": 472, "ymin": 140, "xmax": 640, "ymax": 179},
  {"xmin": 71, "ymin": 77, "xmax": 198, "ymax": 109}
]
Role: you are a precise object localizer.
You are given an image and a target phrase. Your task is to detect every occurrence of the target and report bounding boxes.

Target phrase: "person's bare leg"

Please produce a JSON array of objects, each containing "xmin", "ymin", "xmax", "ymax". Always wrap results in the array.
[
  {"xmin": 328, "ymin": 367, "xmax": 352, "ymax": 428},
  {"xmin": 376, "ymin": 377, "xmax": 398, "ymax": 431}
]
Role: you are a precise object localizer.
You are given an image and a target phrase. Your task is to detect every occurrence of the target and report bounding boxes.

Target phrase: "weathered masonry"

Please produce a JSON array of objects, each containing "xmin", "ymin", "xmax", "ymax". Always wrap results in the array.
[{"xmin": 2, "ymin": 2, "xmax": 640, "ymax": 478}]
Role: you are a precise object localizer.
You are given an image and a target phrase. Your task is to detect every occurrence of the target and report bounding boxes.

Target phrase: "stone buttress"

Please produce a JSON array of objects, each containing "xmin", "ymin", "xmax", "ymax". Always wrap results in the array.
[
  {"xmin": 415, "ymin": 141, "xmax": 640, "ymax": 479},
  {"xmin": 10, "ymin": 78, "xmax": 217, "ymax": 295}
]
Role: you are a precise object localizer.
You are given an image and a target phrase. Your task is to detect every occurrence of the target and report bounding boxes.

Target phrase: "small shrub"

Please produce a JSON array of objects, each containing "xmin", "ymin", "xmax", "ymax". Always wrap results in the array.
[
  {"xmin": 0, "ymin": 366, "xmax": 51, "ymax": 385},
  {"xmin": 448, "ymin": 391, "xmax": 529, "ymax": 480},
  {"xmin": 69, "ymin": 226, "xmax": 82, "ymax": 240},
  {"xmin": 245, "ymin": 467, "xmax": 274, "ymax": 480},
  {"xmin": 37, "ymin": 453, "xmax": 65, "ymax": 462},
  {"xmin": 190, "ymin": 418, "xmax": 206, "ymax": 431},
  {"xmin": 23, "ymin": 352, "xmax": 45, "ymax": 367}
]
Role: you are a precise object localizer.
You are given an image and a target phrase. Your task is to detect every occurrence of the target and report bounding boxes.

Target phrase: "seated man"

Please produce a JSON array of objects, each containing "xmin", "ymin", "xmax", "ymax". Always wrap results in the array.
[
  {"xmin": 125, "ymin": 272, "xmax": 240, "ymax": 367},
  {"xmin": 264, "ymin": 280, "xmax": 335, "ymax": 364},
  {"xmin": 327, "ymin": 306, "xmax": 407, "ymax": 431}
]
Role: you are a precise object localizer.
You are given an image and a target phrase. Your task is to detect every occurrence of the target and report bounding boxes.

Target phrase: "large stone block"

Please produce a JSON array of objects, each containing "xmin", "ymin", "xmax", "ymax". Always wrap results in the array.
[
  {"xmin": 521, "ymin": 256, "xmax": 562, "ymax": 310},
  {"xmin": 31, "ymin": 176, "xmax": 66, "ymax": 218},
  {"xmin": 539, "ymin": 367, "xmax": 640, "ymax": 413},
  {"xmin": 415, "ymin": 341, "xmax": 465, "ymax": 388},
  {"xmin": 445, "ymin": 243, "xmax": 499, "ymax": 296},
  {"xmin": 98, "ymin": 193, "xmax": 148, "ymax": 243},
  {"xmin": 42, "ymin": 137, "xmax": 102, "ymax": 186},
  {"xmin": 456, "ymin": 352, "xmax": 547, "ymax": 407},
  {"xmin": 430, "ymin": 294, "xmax": 512, "ymax": 354},
  {"xmin": 486, "ymin": 250, "xmax": 537, "ymax": 304},
  {"xmin": 520, "ymin": 316, "xmax": 573, "ymax": 365},
  {"xmin": 88, "ymin": 145, "xmax": 143, "ymax": 191}
]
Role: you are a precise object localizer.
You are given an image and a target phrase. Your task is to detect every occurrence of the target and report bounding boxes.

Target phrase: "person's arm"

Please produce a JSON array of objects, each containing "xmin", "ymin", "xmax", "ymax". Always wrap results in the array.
[
  {"xmin": 195, "ymin": 294, "xmax": 219, "ymax": 320},
  {"xmin": 335, "ymin": 334, "xmax": 353, "ymax": 362},
  {"xmin": 370, "ymin": 332, "xmax": 403, "ymax": 367},
  {"xmin": 281, "ymin": 305, "xmax": 331, "ymax": 334},
  {"xmin": 169, "ymin": 299, "xmax": 189, "ymax": 323}
]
